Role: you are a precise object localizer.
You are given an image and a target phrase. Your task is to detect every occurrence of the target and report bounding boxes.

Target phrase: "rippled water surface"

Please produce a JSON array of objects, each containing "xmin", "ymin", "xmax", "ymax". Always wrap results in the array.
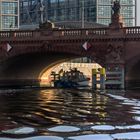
[{"xmin": 0, "ymin": 89, "xmax": 140, "ymax": 140}]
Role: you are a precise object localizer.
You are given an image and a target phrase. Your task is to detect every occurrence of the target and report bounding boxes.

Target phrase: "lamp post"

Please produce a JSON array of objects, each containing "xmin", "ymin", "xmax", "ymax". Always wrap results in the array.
[
  {"xmin": 81, "ymin": 0, "xmax": 85, "ymax": 28},
  {"xmin": 39, "ymin": 0, "xmax": 44, "ymax": 24}
]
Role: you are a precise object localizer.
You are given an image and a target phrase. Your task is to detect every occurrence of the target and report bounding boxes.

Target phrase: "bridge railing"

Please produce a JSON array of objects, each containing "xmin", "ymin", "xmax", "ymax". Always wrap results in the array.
[
  {"xmin": 124, "ymin": 27, "xmax": 140, "ymax": 35},
  {"xmin": 0, "ymin": 30, "xmax": 34, "ymax": 38},
  {"xmin": 0, "ymin": 28, "xmax": 109, "ymax": 39},
  {"xmin": 2, "ymin": 27, "xmax": 140, "ymax": 39},
  {"xmin": 60, "ymin": 28, "xmax": 108, "ymax": 36}
]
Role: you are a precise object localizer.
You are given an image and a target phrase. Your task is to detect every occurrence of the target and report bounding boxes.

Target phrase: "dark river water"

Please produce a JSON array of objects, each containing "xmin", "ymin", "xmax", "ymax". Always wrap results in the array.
[{"xmin": 0, "ymin": 89, "xmax": 140, "ymax": 140}]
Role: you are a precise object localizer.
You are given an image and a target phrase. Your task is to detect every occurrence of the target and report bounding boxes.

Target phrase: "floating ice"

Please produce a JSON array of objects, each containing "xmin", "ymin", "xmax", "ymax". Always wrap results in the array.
[
  {"xmin": 91, "ymin": 125, "xmax": 115, "ymax": 131},
  {"xmin": 116, "ymin": 124, "xmax": 140, "ymax": 129},
  {"xmin": 2, "ymin": 127, "xmax": 35, "ymax": 134},
  {"xmin": 25, "ymin": 136, "xmax": 64, "ymax": 140},
  {"xmin": 0, "ymin": 136, "xmax": 63, "ymax": 140},
  {"xmin": 133, "ymin": 116, "xmax": 140, "ymax": 121},
  {"xmin": 112, "ymin": 132, "xmax": 140, "ymax": 139},
  {"xmin": 48, "ymin": 125, "xmax": 80, "ymax": 132},
  {"xmin": 68, "ymin": 134, "xmax": 113, "ymax": 140},
  {"xmin": 108, "ymin": 94, "xmax": 127, "ymax": 100}
]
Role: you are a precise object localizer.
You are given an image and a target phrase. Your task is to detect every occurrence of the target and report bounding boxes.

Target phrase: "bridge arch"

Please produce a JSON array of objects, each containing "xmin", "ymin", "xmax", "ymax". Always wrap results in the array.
[
  {"xmin": 0, "ymin": 50, "xmax": 103, "ymax": 87},
  {"xmin": 126, "ymin": 55, "xmax": 140, "ymax": 88}
]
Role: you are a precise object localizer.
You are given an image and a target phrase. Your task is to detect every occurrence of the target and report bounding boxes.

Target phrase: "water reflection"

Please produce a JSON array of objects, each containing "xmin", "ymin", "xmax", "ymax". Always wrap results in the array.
[{"xmin": 0, "ymin": 89, "xmax": 140, "ymax": 139}]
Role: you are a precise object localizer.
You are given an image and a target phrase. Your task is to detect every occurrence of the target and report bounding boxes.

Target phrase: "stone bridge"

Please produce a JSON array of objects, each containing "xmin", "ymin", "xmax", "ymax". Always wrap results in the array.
[
  {"xmin": 0, "ymin": 25, "xmax": 140, "ymax": 88},
  {"xmin": 1, "ymin": 3, "xmax": 140, "ymax": 89}
]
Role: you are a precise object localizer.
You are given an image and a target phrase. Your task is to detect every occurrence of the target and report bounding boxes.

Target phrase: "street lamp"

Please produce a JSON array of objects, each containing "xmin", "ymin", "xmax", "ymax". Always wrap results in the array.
[{"xmin": 39, "ymin": 0, "xmax": 44, "ymax": 24}]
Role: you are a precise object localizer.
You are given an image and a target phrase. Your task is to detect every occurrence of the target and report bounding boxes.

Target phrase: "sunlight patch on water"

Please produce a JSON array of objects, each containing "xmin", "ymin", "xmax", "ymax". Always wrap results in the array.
[
  {"xmin": 91, "ymin": 125, "xmax": 115, "ymax": 131},
  {"xmin": 68, "ymin": 134, "xmax": 113, "ymax": 140},
  {"xmin": 48, "ymin": 125, "xmax": 80, "ymax": 132}
]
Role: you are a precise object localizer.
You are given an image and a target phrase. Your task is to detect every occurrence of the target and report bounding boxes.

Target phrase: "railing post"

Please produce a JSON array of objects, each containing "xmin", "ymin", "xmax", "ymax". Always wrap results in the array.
[{"xmin": 81, "ymin": 29, "xmax": 86, "ymax": 36}]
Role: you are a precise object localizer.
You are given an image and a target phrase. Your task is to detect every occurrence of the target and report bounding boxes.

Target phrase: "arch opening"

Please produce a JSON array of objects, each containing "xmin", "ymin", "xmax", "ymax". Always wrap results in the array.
[
  {"xmin": 39, "ymin": 57, "xmax": 102, "ymax": 87},
  {"xmin": 0, "ymin": 52, "xmax": 103, "ymax": 88}
]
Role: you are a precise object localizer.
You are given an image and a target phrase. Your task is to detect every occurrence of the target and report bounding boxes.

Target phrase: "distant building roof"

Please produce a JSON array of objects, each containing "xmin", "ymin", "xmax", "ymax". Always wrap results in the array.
[
  {"xmin": 20, "ymin": 21, "xmax": 107, "ymax": 30},
  {"xmin": 54, "ymin": 21, "xmax": 107, "ymax": 28}
]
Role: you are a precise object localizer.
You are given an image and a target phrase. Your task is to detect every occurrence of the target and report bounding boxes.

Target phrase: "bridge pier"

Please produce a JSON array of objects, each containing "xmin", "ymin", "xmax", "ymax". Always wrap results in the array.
[
  {"xmin": 92, "ymin": 68, "xmax": 106, "ymax": 90},
  {"xmin": 92, "ymin": 64, "xmax": 125, "ymax": 90},
  {"xmin": 105, "ymin": 63, "xmax": 125, "ymax": 89}
]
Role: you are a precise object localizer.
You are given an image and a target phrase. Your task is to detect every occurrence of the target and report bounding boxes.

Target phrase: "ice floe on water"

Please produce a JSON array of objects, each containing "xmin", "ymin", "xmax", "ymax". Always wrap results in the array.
[
  {"xmin": 2, "ymin": 127, "xmax": 35, "ymax": 134},
  {"xmin": 90, "ymin": 124, "xmax": 140, "ymax": 131},
  {"xmin": 133, "ymin": 116, "xmax": 140, "ymax": 121},
  {"xmin": 108, "ymin": 94, "xmax": 140, "ymax": 107},
  {"xmin": 1, "ymin": 132, "xmax": 140, "ymax": 140},
  {"xmin": 108, "ymin": 94, "xmax": 127, "ymax": 101},
  {"xmin": 112, "ymin": 132, "xmax": 140, "ymax": 139},
  {"xmin": 68, "ymin": 132, "xmax": 140, "ymax": 140},
  {"xmin": 48, "ymin": 125, "xmax": 80, "ymax": 132},
  {"xmin": 115, "ymin": 124, "xmax": 140, "ymax": 129},
  {"xmin": 91, "ymin": 125, "xmax": 115, "ymax": 131},
  {"xmin": 0, "ymin": 136, "xmax": 64, "ymax": 140},
  {"xmin": 25, "ymin": 136, "xmax": 64, "ymax": 140},
  {"xmin": 131, "ymin": 110, "xmax": 140, "ymax": 114},
  {"xmin": 68, "ymin": 134, "xmax": 113, "ymax": 140}
]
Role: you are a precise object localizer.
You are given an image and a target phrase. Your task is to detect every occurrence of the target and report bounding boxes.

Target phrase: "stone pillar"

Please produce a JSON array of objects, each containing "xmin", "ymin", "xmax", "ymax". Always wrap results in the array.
[
  {"xmin": 100, "ymin": 68, "xmax": 106, "ymax": 90},
  {"xmin": 92, "ymin": 69, "xmax": 97, "ymax": 90},
  {"xmin": 105, "ymin": 63, "xmax": 125, "ymax": 89}
]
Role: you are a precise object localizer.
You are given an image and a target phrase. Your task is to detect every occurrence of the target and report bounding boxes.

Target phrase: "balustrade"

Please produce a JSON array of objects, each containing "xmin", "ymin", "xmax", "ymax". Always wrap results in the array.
[
  {"xmin": 1, "ymin": 27, "xmax": 140, "ymax": 40},
  {"xmin": 61, "ymin": 28, "xmax": 107, "ymax": 36},
  {"xmin": 62, "ymin": 30, "xmax": 81, "ymax": 36},
  {"xmin": 0, "ymin": 32, "xmax": 10, "ymax": 38},
  {"xmin": 0, "ymin": 31, "xmax": 33, "ymax": 38},
  {"xmin": 125, "ymin": 27, "xmax": 140, "ymax": 35},
  {"xmin": 14, "ymin": 32, "xmax": 33, "ymax": 37}
]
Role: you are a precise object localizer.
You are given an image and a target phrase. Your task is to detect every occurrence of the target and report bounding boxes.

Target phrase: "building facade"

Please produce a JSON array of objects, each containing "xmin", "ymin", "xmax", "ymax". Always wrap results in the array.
[
  {"xmin": 97, "ymin": 0, "xmax": 136, "ymax": 26},
  {"xmin": 0, "ymin": 0, "xmax": 19, "ymax": 31},
  {"xmin": 20, "ymin": 0, "xmax": 136, "ymax": 27}
]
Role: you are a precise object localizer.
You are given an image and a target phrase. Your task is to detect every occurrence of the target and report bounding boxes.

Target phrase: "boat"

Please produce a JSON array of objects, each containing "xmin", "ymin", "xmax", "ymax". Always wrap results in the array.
[{"xmin": 52, "ymin": 68, "xmax": 90, "ymax": 88}]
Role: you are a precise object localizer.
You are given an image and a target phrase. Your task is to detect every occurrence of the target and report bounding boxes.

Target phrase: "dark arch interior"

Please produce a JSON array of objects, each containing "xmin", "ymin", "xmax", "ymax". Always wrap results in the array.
[
  {"xmin": 127, "ymin": 60, "xmax": 140, "ymax": 89},
  {"xmin": 0, "ymin": 52, "xmax": 83, "ymax": 87},
  {"xmin": 0, "ymin": 51, "xmax": 103, "ymax": 88}
]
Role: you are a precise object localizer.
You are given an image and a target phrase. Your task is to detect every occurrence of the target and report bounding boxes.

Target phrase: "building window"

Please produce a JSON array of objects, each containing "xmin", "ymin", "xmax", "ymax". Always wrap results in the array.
[
  {"xmin": 2, "ymin": 16, "xmax": 18, "ymax": 29},
  {"xmin": 2, "ymin": 2, "xmax": 18, "ymax": 15},
  {"xmin": 0, "ymin": 0, "xmax": 19, "ymax": 30}
]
